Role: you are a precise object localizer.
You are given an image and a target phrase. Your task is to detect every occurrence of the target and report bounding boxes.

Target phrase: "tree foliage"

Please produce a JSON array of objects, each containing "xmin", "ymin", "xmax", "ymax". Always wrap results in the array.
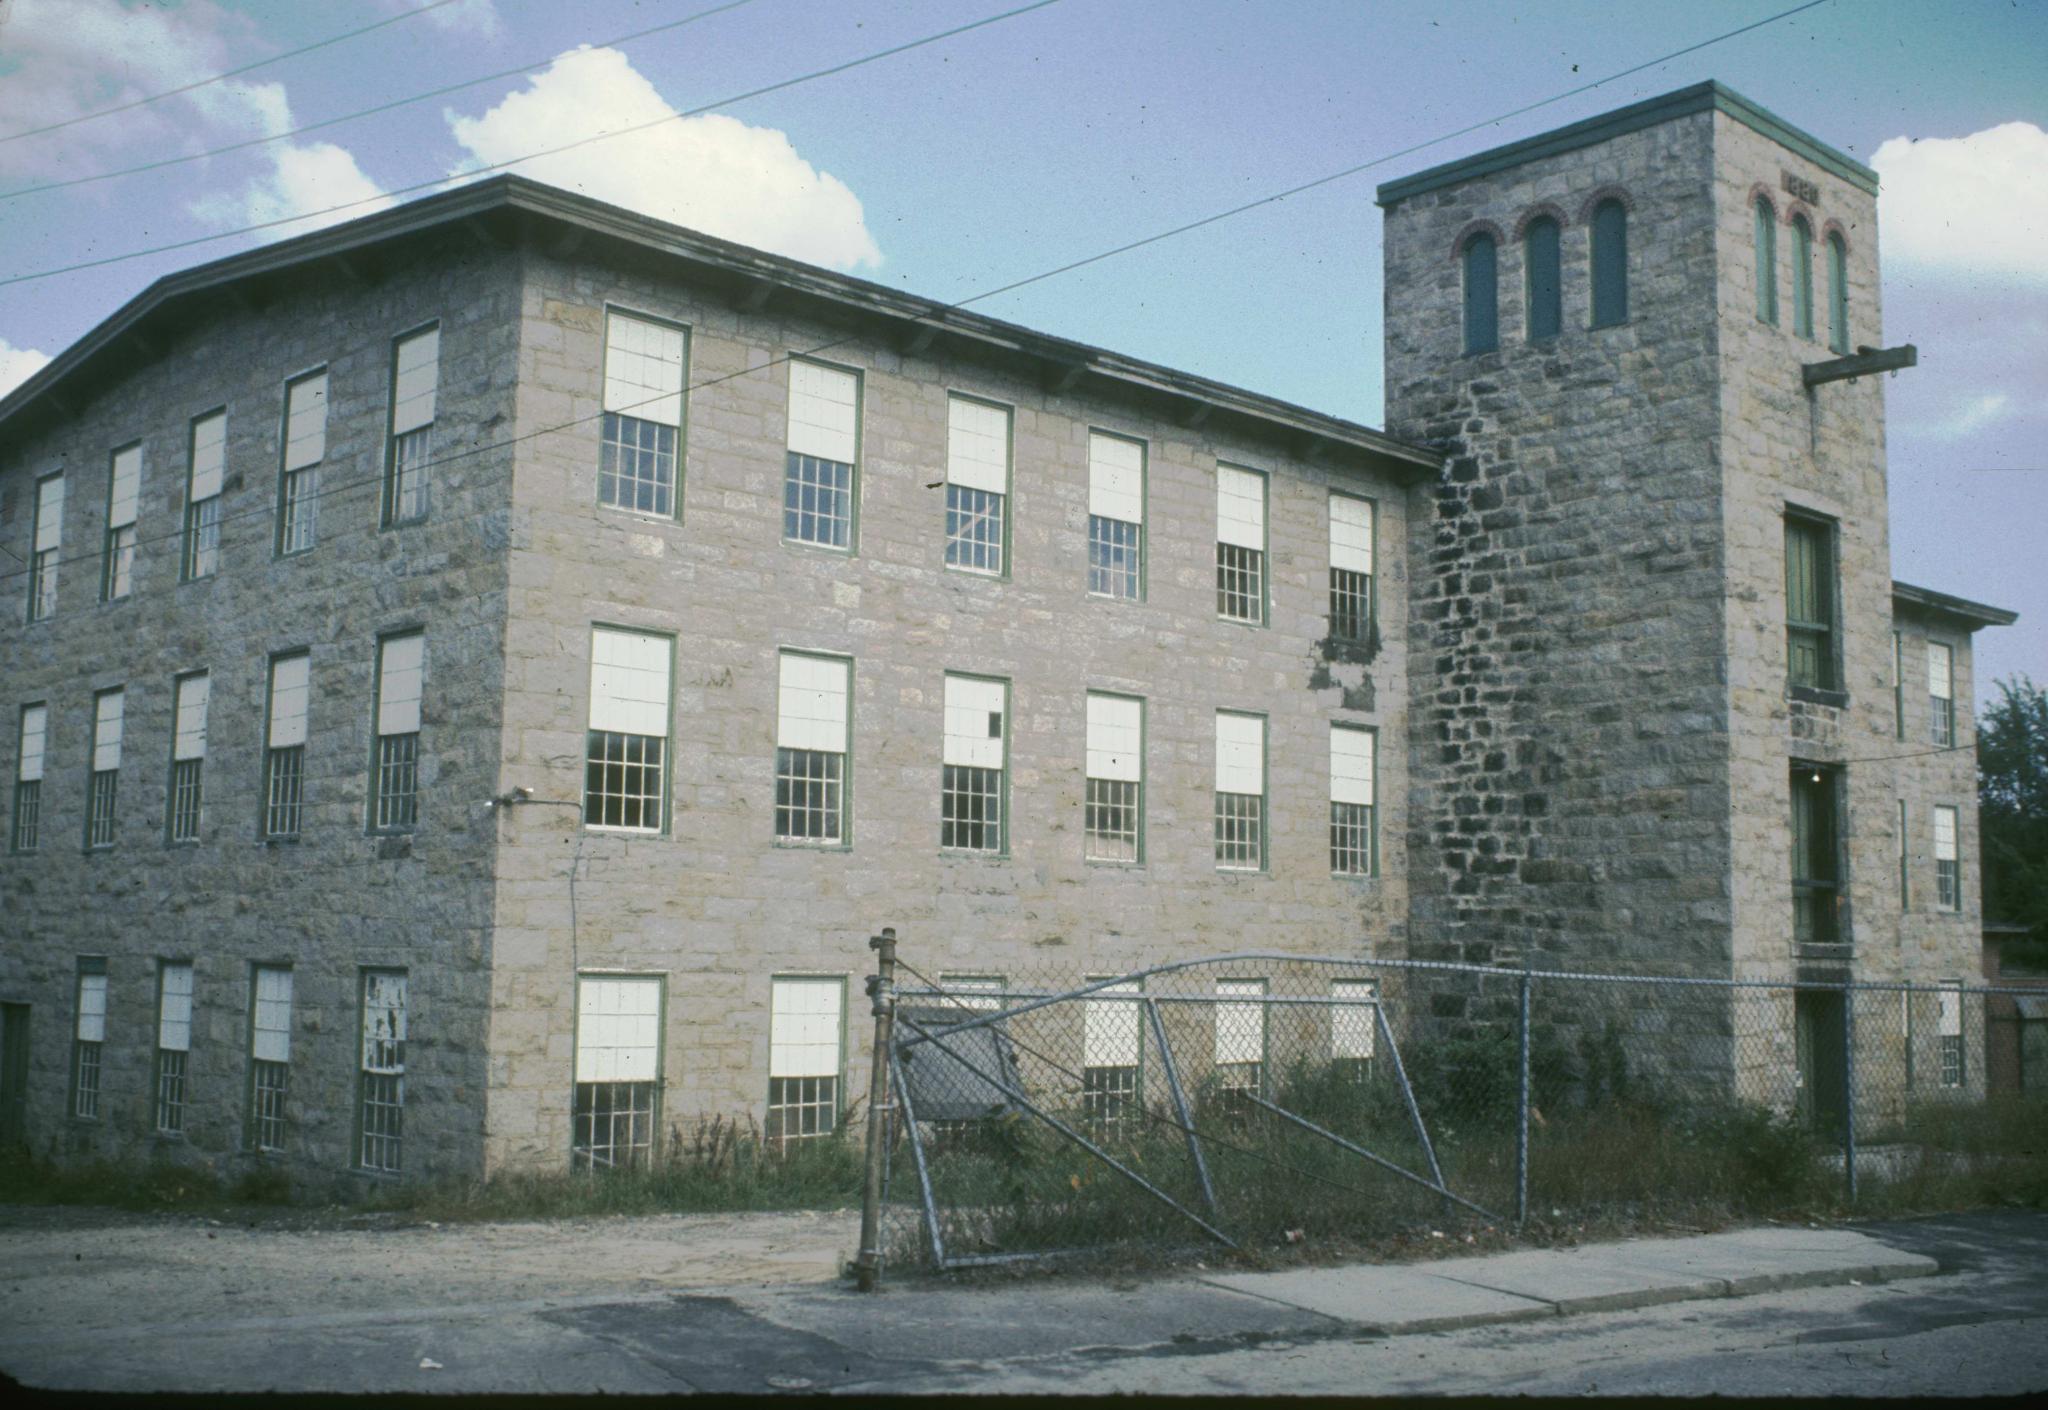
[{"xmin": 1979, "ymin": 675, "xmax": 2048, "ymax": 944}]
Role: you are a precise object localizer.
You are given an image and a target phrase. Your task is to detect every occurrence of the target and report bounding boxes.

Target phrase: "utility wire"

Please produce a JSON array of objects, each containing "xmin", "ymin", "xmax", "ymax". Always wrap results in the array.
[
  {"xmin": 0, "ymin": 0, "xmax": 762, "ymax": 203},
  {"xmin": 0, "ymin": 0, "xmax": 1069, "ymax": 290},
  {"xmin": 0, "ymin": 0, "xmax": 1849, "ymax": 591},
  {"xmin": 0, "ymin": 0, "xmax": 467, "ymax": 145}
]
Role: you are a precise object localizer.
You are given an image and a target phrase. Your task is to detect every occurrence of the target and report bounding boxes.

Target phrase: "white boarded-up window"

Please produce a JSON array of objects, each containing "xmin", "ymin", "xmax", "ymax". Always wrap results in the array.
[
  {"xmin": 1215, "ymin": 712, "xmax": 1264, "ymax": 795},
  {"xmin": 1216, "ymin": 464, "xmax": 1265, "ymax": 550},
  {"xmin": 603, "ymin": 311, "xmax": 685, "ymax": 427},
  {"xmin": 943, "ymin": 675, "xmax": 1005, "ymax": 770},
  {"xmin": 1938, "ymin": 981, "xmax": 1962, "ymax": 1038},
  {"xmin": 1928, "ymin": 643, "xmax": 1953, "ymax": 700},
  {"xmin": 252, "ymin": 966, "xmax": 293, "ymax": 1062},
  {"xmin": 947, "ymin": 396, "xmax": 1010, "ymax": 495},
  {"xmin": 1331, "ymin": 725, "xmax": 1374, "ymax": 805},
  {"xmin": 778, "ymin": 652, "xmax": 850, "ymax": 753},
  {"xmin": 938, "ymin": 973, "xmax": 1005, "ymax": 1012},
  {"xmin": 189, "ymin": 411, "xmax": 226, "ymax": 501},
  {"xmin": 1215, "ymin": 979, "xmax": 1265, "ymax": 1065},
  {"xmin": 1330, "ymin": 492, "xmax": 1373, "ymax": 574},
  {"xmin": 1083, "ymin": 978, "xmax": 1141, "ymax": 1068},
  {"xmin": 788, "ymin": 361, "xmax": 859, "ymax": 463},
  {"xmin": 77, "ymin": 970, "xmax": 108, "ymax": 1043},
  {"xmin": 1332, "ymin": 979, "xmax": 1377, "ymax": 1059},
  {"xmin": 1934, "ymin": 802, "xmax": 1962, "ymax": 911},
  {"xmin": 284, "ymin": 371, "xmax": 328, "ymax": 471},
  {"xmin": 1089, "ymin": 432, "xmax": 1143, "ymax": 524},
  {"xmin": 92, "ymin": 689, "xmax": 124, "ymax": 771},
  {"xmin": 268, "ymin": 654, "xmax": 311, "ymax": 748},
  {"xmin": 18, "ymin": 704, "xmax": 47, "ymax": 782},
  {"xmin": 576, "ymin": 975, "xmax": 662, "ymax": 1082},
  {"xmin": 377, "ymin": 634, "xmax": 425, "ymax": 737},
  {"xmin": 770, "ymin": 977, "xmax": 843, "ymax": 1079},
  {"xmin": 109, "ymin": 446, "xmax": 141, "ymax": 529},
  {"xmin": 159, "ymin": 962, "xmax": 194, "ymax": 1052},
  {"xmin": 174, "ymin": 674, "xmax": 210, "ymax": 761},
  {"xmin": 392, "ymin": 326, "xmax": 440, "ymax": 434},
  {"xmin": 1934, "ymin": 806, "xmax": 1958, "ymax": 862},
  {"xmin": 589, "ymin": 629, "xmax": 671, "ymax": 737},
  {"xmin": 1086, "ymin": 693, "xmax": 1141, "ymax": 783}
]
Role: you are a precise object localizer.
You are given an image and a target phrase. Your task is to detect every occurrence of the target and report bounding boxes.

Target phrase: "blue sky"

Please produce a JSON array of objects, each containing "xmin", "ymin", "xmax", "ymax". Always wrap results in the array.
[{"xmin": 2, "ymin": 0, "xmax": 2042, "ymax": 697}]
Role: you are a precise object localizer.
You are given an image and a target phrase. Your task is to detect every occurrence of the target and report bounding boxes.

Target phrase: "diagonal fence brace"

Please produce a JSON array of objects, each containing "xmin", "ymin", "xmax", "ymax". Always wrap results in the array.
[{"xmin": 1244, "ymin": 1094, "xmax": 1503, "ymax": 1224}]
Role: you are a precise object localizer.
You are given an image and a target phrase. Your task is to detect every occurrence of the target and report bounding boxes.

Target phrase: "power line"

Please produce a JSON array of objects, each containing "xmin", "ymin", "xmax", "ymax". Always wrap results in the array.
[
  {"xmin": 0, "ymin": 0, "xmax": 1070, "ymax": 290},
  {"xmin": 0, "ymin": 0, "xmax": 467, "ymax": 146},
  {"xmin": 0, "ymin": 0, "xmax": 762, "ymax": 204},
  {"xmin": 0, "ymin": 0, "xmax": 1845, "ymax": 591}
]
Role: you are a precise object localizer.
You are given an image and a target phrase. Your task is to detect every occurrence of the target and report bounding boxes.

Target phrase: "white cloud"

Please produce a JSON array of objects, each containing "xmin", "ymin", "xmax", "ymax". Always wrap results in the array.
[
  {"xmin": 189, "ymin": 137, "xmax": 394, "ymax": 236},
  {"xmin": 1873, "ymin": 123, "xmax": 2048, "ymax": 284},
  {"xmin": 1919, "ymin": 392, "xmax": 2015, "ymax": 442},
  {"xmin": 373, "ymin": 0, "xmax": 501, "ymax": 41},
  {"xmin": 0, "ymin": 338, "xmax": 53, "ymax": 399},
  {"xmin": 445, "ymin": 46, "xmax": 883, "ymax": 270}
]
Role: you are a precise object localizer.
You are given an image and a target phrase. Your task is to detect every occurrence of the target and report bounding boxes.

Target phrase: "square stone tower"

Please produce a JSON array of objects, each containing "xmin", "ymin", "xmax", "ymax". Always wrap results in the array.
[{"xmin": 1379, "ymin": 82, "xmax": 1943, "ymax": 998}]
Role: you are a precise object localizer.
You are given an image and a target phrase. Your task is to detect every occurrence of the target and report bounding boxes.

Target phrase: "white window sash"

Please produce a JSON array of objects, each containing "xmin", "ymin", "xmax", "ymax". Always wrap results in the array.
[
  {"xmin": 1927, "ymin": 643, "xmax": 1953, "ymax": 700},
  {"xmin": 575, "ymin": 975, "xmax": 661, "ymax": 1082},
  {"xmin": 283, "ymin": 373, "xmax": 328, "ymax": 472},
  {"xmin": 92, "ymin": 691, "xmax": 124, "ymax": 771},
  {"xmin": 770, "ymin": 977, "xmax": 843, "ymax": 1078},
  {"xmin": 1083, "ymin": 979, "xmax": 1141, "ymax": 1067},
  {"xmin": 109, "ymin": 447, "xmax": 141, "ymax": 529},
  {"xmin": 159, "ymin": 964, "xmax": 194, "ymax": 1052},
  {"xmin": 1216, "ymin": 465, "xmax": 1265, "ymax": 550},
  {"xmin": 1088, "ymin": 433, "xmax": 1144, "ymax": 524},
  {"xmin": 189, "ymin": 413, "xmax": 226, "ymax": 501},
  {"xmin": 588, "ymin": 629, "xmax": 671, "ymax": 737},
  {"xmin": 1937, "ymin": 983, "xmax": 1962, "ymax": 1038},
  {"xmin": 268, "ymin": 655, "xmax": 311, "ymax": 748},
  {"xmin": 391, "ymin": 327, "xmax": 440, "ymax": 434},
  {"xmin": 1215, "ymin": 713, "xmax": 1263, "ymax": 795},
  {"xmin": 1085, "ymin": 693, "xmax": 1142, "ymax": 783},
  {"xmin": 1934, "ymin": 807, "xmax": 1958, "ymax": 861},
  {"xmin": 1332, "ymin": 979, "xmax": 1377, "ymax": 1059},
  {"xmin": 938, "ymin": 974, "xmax": 1005, "ymax": 1012},
  {"xmin": 1330, "ymin": 493, "xmax": 1374, "ymax": 574},
  {"xmin": 377, "ymin": 635, "xmax": 425, "ymax": 737},
  {"xmin": 173, "ymin": 675, "xmax": 210, "ymax": 762},
  {"xmin": 1214, "ymin": 980, "xmax": 1264, "ymax": 1064},
  {"xmin": 943, "ymin": 675, "xmax": 1005, "ymax": 769},
  {"xmin": 603, "ymin": 312, "xmax": 685, "ymax": 427},
  {"xmin": 787, "ymin": 361, "xmax": 859, "ymax": 463},
  {"xmin": 1330, "ymin": 726, "xmax": 1375, "ymax": 806},
  {"xmin": 252, "ymin": 967, "xmax": 293, "ymax": 1063},
  {"xmin": 77, "ymin": 973, "xmax": 108, "ymax": 1043},
  {"xmin": 34, "ymin": 475, "xmax": 64, "ymax": 551},
  {"xmin": 19, "ymin": 704, "xmax": 48, "ymax": 782},
  {"xmin": 946, "ymin": 397, "xmax": 1009, "ymax": 495},
  {"xmin": 777, "ymin": 653, "xmax": 850, "ymax": 753}
]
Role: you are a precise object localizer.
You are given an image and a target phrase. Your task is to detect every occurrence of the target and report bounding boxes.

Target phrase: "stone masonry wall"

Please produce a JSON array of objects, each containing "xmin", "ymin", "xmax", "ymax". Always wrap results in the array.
[{"xmin": 0, "ymin": 232, "xmax": 519, "ymax": 1188}]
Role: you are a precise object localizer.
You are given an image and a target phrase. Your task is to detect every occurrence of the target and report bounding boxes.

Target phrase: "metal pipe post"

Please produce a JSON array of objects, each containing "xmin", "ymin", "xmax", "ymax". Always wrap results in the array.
[
  {"xmin": 1515, "ymin": 968, "xmax": 1532, "ymax": 1227},
  {"xmin": 1145, "ymin": 997, "xmax": 1217, "ymax": 1217},
  {"xmin": 1841, "ymin": 981, "xmax": 1858, "ymax": 1205},
  {"xmin": 854, "ymin": 927, "xmax": 897, "ymax": 1292}
]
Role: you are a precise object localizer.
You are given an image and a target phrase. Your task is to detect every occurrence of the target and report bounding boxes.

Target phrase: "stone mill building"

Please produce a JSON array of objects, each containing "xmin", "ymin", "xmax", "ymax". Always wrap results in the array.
[{"xmin": 0, "ymin": 82, "xmax": 2014, "ymax": 1183}]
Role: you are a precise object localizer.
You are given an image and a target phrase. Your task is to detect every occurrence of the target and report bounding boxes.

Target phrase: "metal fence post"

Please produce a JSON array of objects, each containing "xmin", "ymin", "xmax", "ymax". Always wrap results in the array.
[
  {"xmin": 1516, "ymin": 967, "xmax": 1532, "ymax": 1227},
  {"xmin": 854, "ymin": 927, "xmax": 897, "ymax": 1292},
  {"xmin": 1841, "ymin": 979, "xmax": 1858, "ymax": 1206}
]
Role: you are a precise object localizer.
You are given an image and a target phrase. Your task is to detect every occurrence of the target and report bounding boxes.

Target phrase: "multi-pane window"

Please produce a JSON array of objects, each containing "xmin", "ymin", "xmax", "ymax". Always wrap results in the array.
[
  {"xmin": 1330, "ymin": 725, "xmax": 1376, "ymax": 876},
  {"xmin": 1754, "ymin": 197, "xmax": 1778, "ymax": 325},
  {"xmin": 767, "ymin": 976, "xmax": 843, "ymax": 1143},
  {"xmin": 945, "ymin": 395, "xmax": 1009, "ymax": 575},
  {"xmin": 1892, "ymin": 632, "xmax": 1906, "ymax": 740},
  {"xmin": 584, "ymin": 628, "xmax": 671, "ymax": 831},
  {"xmin": 775, "ymin": 651, "xmax": 850, "ymax": 844},
  {"xmin": 599, "ymin": 310, "xmax": 686, "ymax": 516},
  {"xmin": 168, "ymin": 672, "xmax": 209, "ymax": 843},
  {"xmin": 1827, "ymin": 232, "xmax": 1850, "ymax": 354},
  {"xmin": 1590, "ymin": 198, "xmax": 1628, "ymax": 329},
  {"xmin": 385, "ymin": 325, "xmax": 439, "ymax": 525},
  {"xmin": 1524, "ymin": 215, "xmax": 1562, "ymax": 341},
  {"xmin": 1081, "ymin": 978, "xmax": 1141, "ymax": 1135},
  {"xmin": 264, "ymin": 653, "xmax": 310, "ymax": 839},
  {"xmin": 1934, "ymin": 805, "xmax": 1962, "ymax": 912},
  {"xmin": 573, "ymin": 974, "xmax": 661, "ymax": 1170},
  {"xmin": 277, "ymin": 369, "xmax": 328, "ymax": 555},
  {"xmin": 249, "ymin": 965, "xmax": 292, "ymax": 1152},
  {"xmin": 1215, "ymin": 464, "xmax": 1267, "ymax": 624},
  {"xmin": 1331, "ymin": 978, "xmax": 1378, "ymax": 1081},
  {"xmin": 1214, "ymin": 978, "xmax": 1266, "ymax": 1099},
  {"xmin": 784, "ymin": 360, "xmax": 859, "ymax": 550},
  {"xmin": 1790, "ymin": 215, "xmax": 1815, "ymax": 340},
  {"xmin": 360, "ymin": 971, "xmax": 406, "ymax": 1173},
  {"xmin": 1328, "ymin": 493, "xmax": 1374, "ymax": 643},
  {"xmin": 1087, "ymin": 431, "xmax": 1144, "ymax": 599},
  {"xmin": 1084, "ymin": 692, "xmax": 1142, "ymax": 863},
  {"xmin": 73, "ymin": 962, "xmax": 107, "ymax": 1120},
  {"xmin": 1791, "ymin": 767, "xmax": 1840, "ymax": 945},
  {"xmin": 13, "ymin": 704, "xmax": 45, "ymax": 853},
  {"xmin": 1928, "ymin": 642, "xmax": 1955, "ymax": 747},
  {"xmin": 86, "ymin": 688, "xmax": 123, "ymax": 849},
  {"xmin": 1462, "ymin": 231, "xmax": 1498, "ymax": 355},
  {"xmin": 29, "ymin": 472, "xmax": 62, "ymax": 621},
  {"xmin": 1784, "ymin": 515, "xmax": 1836, "ymax": 690},
  {"xmin": 372, "ymin": 633, "xmax": 424, "ymax": 832},
  {"xmin": 1214, "ymin": 711, "xmax": 1265, "ymax": 871},
  {"xmin": 1938, "ymin": 980, "xmax": 1964, "ymax": 1088},
  {"xmin": 941, "ymin": 674, "xmax": 1005, "ymax": 853},
  {"xmin": 104, "ymin": 445, "xmax": 140, "ymax": 601},
  {"xmin": 183, "ymin": 411, "xmax": 225, "ymax": 580},
  {"xmin": 155, "ymin": 961, "xmax": 193, "ymax": 1134}
]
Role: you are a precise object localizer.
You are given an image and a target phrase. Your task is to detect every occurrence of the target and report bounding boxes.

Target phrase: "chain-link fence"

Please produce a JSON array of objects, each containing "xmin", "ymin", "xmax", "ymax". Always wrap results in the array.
[{"xmin": 858, "ymin": 950, "xmax": 2048, "ymax": 1276}]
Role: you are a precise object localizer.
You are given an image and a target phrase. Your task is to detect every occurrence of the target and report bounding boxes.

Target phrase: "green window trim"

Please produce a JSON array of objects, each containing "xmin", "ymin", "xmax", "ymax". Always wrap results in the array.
[
  {"xmin": 1755, "ymin": 198, "xmax": 1779, "ymax": 326},
  {"xmin": 1827, "ymin": 233, "xmax": 1850, "ymax": 354},
  {"xmin": 1462, "ymin": 233, "xmax": 1498, "ymax": 354},
  {"xmin": 1784, "ymin": 514, "xmax": 1837, "ymax": 692},
  {"xmin": 1524, "ymin": 217, "xmax": 1562, "ymax": 342},
  {"xmin": 1790, "ymin": 216, "xmax": 1815, "ymax": 340},
  {"xmin": 1589, "ymin": 200, "xmax": 1627, "ymax": 329}
]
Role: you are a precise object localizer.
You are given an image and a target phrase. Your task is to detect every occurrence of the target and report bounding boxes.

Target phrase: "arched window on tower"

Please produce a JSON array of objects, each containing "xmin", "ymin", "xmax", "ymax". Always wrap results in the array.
[
  {"xmin": 1827, "ymin": 233, "xmax": 1849, "ymax": 353},
  {"xmin": 1462, "ymin": 232, "xmax": 1498, "ymax": 355},
  {"xmin": 1754, "ymin": 197, "xmax": 1778, "ymax": 326},
  {"xmin": 1525, "ymin": 216, "xmax": 1561, "ymax": 341},
  {"xmin": 1590, "ymin": 199, "xmax": 1627, "ymax": 328},
  {"xmin": 1791, "ymin": 214, "xmax": 1814, "ymax": 340}
]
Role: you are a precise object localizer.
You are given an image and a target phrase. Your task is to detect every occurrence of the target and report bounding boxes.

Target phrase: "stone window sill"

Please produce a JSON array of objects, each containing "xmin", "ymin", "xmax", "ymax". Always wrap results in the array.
[{"xmin": 1790, "ymin": 685, "xmax": 1849, "ymax": 709}]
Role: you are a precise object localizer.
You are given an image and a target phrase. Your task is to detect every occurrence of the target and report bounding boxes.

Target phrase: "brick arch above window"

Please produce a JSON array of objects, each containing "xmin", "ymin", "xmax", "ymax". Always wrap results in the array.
[
  {"xmin": 1821, "ymin": 218, "xmax": 1853, "ymax": 256},
  {"xmin": 1511, "ymin": 202, "xmax": 1571, "ymax": 242},
  {"xmin": 1782, "ymin": 200, "xmax": 1819, "ymax": 233},
  {"xmin": 1575, "ymin": 185, "xmax": 1636, "ymax": 223},
  {"xmin": 1449, "ymin": 218, "xmax": 1506, "ymax": 263},
  {"xmin": 1746, "ymin": 183, "xmax": 1779, "ymax": 219}
]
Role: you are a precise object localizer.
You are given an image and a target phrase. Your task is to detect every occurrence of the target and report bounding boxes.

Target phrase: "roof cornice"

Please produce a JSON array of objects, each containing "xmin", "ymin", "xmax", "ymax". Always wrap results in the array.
[{"xmin": 1893, "ymin": 579, "xmax": 2019, "ymax": 630}]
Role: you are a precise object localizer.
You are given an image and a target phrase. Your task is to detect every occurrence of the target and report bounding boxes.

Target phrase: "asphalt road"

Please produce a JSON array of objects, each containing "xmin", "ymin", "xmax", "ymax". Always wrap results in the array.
[{"xmin": 2, "ymin": 1209, "xmax": 2044, "ymax": 1396}]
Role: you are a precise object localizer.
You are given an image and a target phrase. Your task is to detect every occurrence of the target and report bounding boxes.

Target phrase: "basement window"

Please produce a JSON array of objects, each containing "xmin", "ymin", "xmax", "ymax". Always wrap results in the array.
[
  {"xmin": 1081, "ymin": 978, "xmax": 1141, "ymax": 1137},
  {"xmin": 1331, "ymin": 979, "xmax": 1378, "ymax": 1083},
  {"xmin": 72, "ymin": 960, "xmax": 107, "ymax": 1120},
  {"xmin": 249, "ymin": 965, "xmax": 293, "ymax": 1153},
  {"xmin": 767, "ymin": 976, "xmax": 844, "ymax": 1143},
  {"xmin": 1214, "ymin": 978, "xmax": 1266, "ymax": 1102},
  {"xmin": 155, "ymin": 961, "xmax": 193, "ymax": 1134},
  {"xmin": 359, "ymin": 970, "xmax": 406, "ymax": 1174},
  {"xmin": 573, "ymin": 974, "xmax": 661, "ymax": 1171}
]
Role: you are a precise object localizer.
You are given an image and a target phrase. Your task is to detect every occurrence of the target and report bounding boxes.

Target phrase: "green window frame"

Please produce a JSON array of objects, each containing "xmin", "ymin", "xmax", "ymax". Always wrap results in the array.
[
  {"xmin": 1791, "ymin": 766, "xmax": 1841, "ymax": 946},
  {"xmin": 1462, "ymin": 232, "xmax": 1498, "ymax": 354},
  {"xmin": 1827, "ymin": 232, "xmax": 1850, "ymax": 354},
  {"xmin": 1790, "ymin": 215, "xmax": 1815, "ymax": 340},
  {"xmin": 1755, "ymin": 197, "xmax": 1779, "ymax": 326},
  {"xmin": 1589, "ymin": 199, "xmax": 1627, "ymax": 328},
  {"xmin": 1784, "ymin": 513, "xmax": 1837, "ymax": 692},
  {"xmin": 1524, "ymin": 216, "xmax": 1562, "ymax": 342}
]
